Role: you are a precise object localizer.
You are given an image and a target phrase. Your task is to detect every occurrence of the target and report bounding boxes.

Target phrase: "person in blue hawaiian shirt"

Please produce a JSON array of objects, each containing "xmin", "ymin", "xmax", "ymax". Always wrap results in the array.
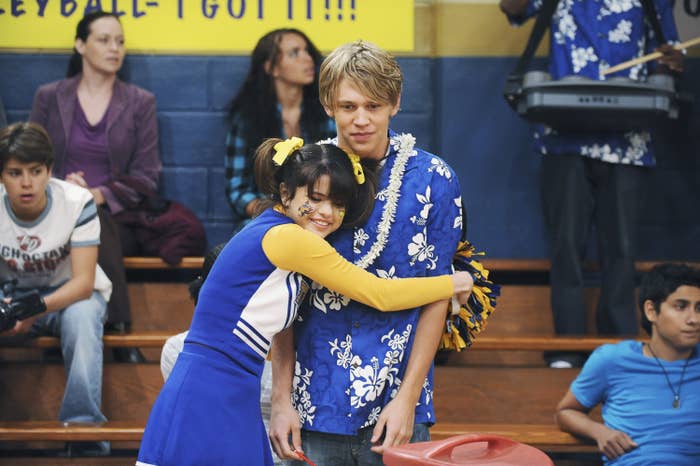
[
  {"xmin": 500, "ymin": 0, "xmax": 684, "ymax": 368},
  {"xmin": 269, "ymin": 40, "xmax": 469, "ymax": 466}
]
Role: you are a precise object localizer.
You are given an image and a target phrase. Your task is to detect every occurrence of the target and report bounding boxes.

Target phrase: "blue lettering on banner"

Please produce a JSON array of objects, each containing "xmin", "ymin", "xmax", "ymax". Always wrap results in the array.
[
  {"xmin": 201, "ymin": 0, "xmax": 218, "ymax": 19},
  {"xmin": 12, "ymin": 0, "xmax": 27, "ymax": 17},
  {"xmin": 111, "ymin": 0, "xmax": 126, "ymax": 16},
  {"xmin": 227, "ymin": 0, "xmax": 245, "ymax": 19},
  {"xmin": 61, "ymin": 0, "xmax": 78, "ymax": 17},
  {"xmin": 37, "ymin": 0, "xmax": 49, "ymax": 16},
  {"xmin": 0, "ymin": 0, "xmax": 361, "ymax": 22}
]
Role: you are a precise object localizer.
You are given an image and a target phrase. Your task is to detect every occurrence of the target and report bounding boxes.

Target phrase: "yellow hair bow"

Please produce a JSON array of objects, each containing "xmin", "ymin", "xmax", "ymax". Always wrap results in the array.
[
  {"xmin": 272, "ymin": 137, "xmax": 304, "ymax": 166},
  {"xmin": 346, "ymin": 152, "xmax": 365, "ymax": 184}
]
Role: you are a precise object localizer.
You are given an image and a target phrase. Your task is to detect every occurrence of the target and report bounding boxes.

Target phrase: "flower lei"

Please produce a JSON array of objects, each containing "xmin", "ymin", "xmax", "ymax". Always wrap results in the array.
[
  {"xmin": 319, "ymin": 132, "xmax": 416, "ymax": 270},
  {"xmin": 355, "ymin": 133, "xmax": 416, "ymax": 269}
]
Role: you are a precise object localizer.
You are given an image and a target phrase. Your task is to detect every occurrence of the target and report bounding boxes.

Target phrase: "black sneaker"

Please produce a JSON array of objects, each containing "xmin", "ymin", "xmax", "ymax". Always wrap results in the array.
[{"xmin": 112, "ymin": 347, "xmax": 147, "ymax": 363}]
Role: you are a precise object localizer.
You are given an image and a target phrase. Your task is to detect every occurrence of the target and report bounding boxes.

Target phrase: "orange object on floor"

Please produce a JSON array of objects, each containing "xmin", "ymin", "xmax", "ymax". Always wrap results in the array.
[{"xmin": 383, "ymin": 434, "xmax": 554, "ymax": 466}]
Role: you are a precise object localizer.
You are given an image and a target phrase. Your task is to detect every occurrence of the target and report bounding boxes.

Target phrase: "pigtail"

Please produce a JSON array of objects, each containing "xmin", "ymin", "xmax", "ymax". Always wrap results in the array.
[
  {"xmin": 346, "ymin": 158, "xmax": 378, "ymax": 227},
  {"xmin": 254, "ymin": 138, "xmax": 284, "ymax": 197}
]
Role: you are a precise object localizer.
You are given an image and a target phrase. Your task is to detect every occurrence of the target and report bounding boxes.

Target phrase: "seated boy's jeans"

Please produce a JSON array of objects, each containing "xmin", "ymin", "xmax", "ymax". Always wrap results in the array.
[{"xmin": 30, "ymin": 291, "xmax": 108, "ymax": 424}]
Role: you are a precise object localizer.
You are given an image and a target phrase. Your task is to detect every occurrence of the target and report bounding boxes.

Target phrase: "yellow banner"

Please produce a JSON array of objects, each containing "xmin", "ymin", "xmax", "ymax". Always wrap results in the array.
[{"xmin": 0, "ymin": 0, "xmax": 414, "ymax": 53}]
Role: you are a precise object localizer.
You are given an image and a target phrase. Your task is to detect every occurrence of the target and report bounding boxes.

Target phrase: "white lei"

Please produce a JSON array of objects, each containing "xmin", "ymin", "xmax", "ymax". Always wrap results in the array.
[{"xmin": 320, "ymin": 133, "xmax": 417, "ymax": 270}]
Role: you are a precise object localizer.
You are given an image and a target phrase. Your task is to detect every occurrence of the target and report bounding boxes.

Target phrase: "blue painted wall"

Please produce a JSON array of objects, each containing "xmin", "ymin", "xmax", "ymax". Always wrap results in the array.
[{"xmin": 1, "ymin": 53, "xmax": 698, "ymax": 260}]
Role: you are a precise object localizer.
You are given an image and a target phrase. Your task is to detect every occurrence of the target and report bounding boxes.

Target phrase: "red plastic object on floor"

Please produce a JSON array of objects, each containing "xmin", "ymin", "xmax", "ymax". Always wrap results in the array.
[{"xmin": 383, "ymin": 434, "xmax": 554, "ymax": 466}]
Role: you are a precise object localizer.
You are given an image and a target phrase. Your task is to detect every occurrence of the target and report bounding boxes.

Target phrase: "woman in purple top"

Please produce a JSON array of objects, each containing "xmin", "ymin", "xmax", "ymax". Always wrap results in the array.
[{"xmin": 30, "ymin": 11, "xmax": 161, "ymax": 360}]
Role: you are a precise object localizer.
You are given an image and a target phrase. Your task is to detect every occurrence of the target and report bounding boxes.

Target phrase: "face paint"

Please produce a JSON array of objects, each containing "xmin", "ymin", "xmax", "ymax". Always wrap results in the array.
[
  {"xmin": 298, "ymin": 200, "xmax": 314, "ymax": 217},
  {"xmin": 338, "ymin": 208, "xmax": 346, "ymax": 218}
]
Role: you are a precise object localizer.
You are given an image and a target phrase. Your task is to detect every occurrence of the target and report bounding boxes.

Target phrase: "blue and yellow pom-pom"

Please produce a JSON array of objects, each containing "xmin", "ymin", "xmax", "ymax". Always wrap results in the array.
[{"xmin": 439, "ymin": 241, "xmax": 500, "ymax": 352}]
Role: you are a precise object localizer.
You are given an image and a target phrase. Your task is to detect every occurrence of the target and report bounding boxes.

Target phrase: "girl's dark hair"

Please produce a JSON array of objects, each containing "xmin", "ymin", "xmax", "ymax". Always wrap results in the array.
[
  {"xmin": 0, "ymin": 122, "xmax": 54, "ymax": 172},
  {"xmin": 639, "ymin": 263, "xmax": 700, "ymax": 335},
  {"xmin": 188, "ymin": 243, "xmax": 227, "ymax": 304},
  {"xmin": 66, "ymin": 11, "xmax": 121, "ymax": 78},
  {"xmin": 227, "ymin": 29, "xmax": 329, "ymax": 159},
  {"xmin": 253, "ymin": 138, "xmax": 377, "ymax": 228}
]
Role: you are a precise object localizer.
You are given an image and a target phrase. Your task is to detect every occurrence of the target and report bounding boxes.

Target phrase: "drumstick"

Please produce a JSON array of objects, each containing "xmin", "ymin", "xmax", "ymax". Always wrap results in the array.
[{"xmin": 601, "ymin": 36, "xmax": 700, "ymax": 76}]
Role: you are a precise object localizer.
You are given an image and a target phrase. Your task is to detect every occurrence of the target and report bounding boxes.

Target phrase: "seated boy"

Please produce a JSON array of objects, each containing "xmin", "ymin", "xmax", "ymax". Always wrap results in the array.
[
  {"xmin": 0, "ymin": 122, "xmax": 112, "ymax": 456},
  {"xmin": 555, "ymin": 263, "xmax": 700, "ymax": 465}
]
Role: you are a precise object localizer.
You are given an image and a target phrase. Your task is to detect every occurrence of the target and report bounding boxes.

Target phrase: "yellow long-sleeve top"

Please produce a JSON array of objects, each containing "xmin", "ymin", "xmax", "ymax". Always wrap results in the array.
[
  {"xmin": 187, "ymin": 209, "xmax": 455, "ymax": 362},
  {"xmin": 262, "ymin": 223, "xmax": 454, "ymax": 311}
]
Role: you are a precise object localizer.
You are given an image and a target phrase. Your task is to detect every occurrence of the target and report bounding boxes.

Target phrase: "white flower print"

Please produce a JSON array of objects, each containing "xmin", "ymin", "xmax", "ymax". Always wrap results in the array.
[
  {"xmin": 623, "ymin": 131, "xmax": 650, "ymax": 163},
  {"xmin": 350, "ymin": 357, "xmax": 390, "ymax": 408},
  {"xmin": 330, "ymin": 335, "xmax": 353, "ymax": 369},
  {"xmin": 453, "ymin": 197, "xmax": 463, "ymax": 230},
  {"xmin": 310, "ymin": 282, "xmax": 349, "ymax": 313},
  {"xmin": 608, "ymin": 20, "xmax": 632, "ymax": 43},
  {"xmin": 292, "ymin": 361, "xmax": 317, "ymax": 426},
  {"xmin": 428, "ymin": 158, "xmax": 451, "ymax": 179},
  {"xmin": 571, "ymin": 46, "xmax": 598, "ymax": 73},
  {"xmin": 407, "ymin": 229, "xmax": 437, "ymax": 269},
  {"xmin": 361, "ymin": 407, "xmax": 383, "ymax": 428},
  {"xmin": 581, "ymin": 143, "xmax": 621, "ymax": 163},
  {"xmin": 554, "ymin": 1, "xmax": 576, "ymax": 44},
  {"xmin": 422, "ymin": 378, "xmax": 434, "ymax": 406},
  {"xmin": 601, "ymin": 0, "xmax": 635, "ymax": 17},
  {"xmin": 326, "ymin": 290, "xmax": 349, "ymax": 311},
  {"xmin": 410, "ymin": 187, "xmax": 433, "ymax": 226},
  {"xmin": 376, "ymin": 266, "xmax": 397, "ymax": 279},
  {"xmin": 383, "ymin": 349, "xmax": 402, "ymax": 366},
  {"xmin": 383, "ymin": 328, "xmax": 410, "ymax": 352},
  {"xmin": 354, "ymin": 228, "xmax": 369, "ymax": 254}
]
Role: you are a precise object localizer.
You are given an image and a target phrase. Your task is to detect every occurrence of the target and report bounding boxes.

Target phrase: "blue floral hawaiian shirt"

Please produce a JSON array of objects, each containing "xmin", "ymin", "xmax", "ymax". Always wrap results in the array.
[
  {"xmin": 509, "ymin": 0, "xmax": 679, "ymax": 166},
  {"xmin": 292, "ymin": 130, "xmax": 463, "ymax": 435}
]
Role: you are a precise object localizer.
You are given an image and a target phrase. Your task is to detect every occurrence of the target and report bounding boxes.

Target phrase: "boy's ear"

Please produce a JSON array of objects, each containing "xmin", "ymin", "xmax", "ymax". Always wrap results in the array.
[
  {"xmin": 643, "ymin": 299, "xmax": 658, "ymax": 326},
  {"xmin": 323, "ymin": 105, "xmax": 334, "ymax": 119},
  {"xmin": 390, "ymin": 94, "xmax": 401, "ymax": 117},
  {"xmin": 263, "ymin": 59, "xmax": 275, "ymax": 77}
]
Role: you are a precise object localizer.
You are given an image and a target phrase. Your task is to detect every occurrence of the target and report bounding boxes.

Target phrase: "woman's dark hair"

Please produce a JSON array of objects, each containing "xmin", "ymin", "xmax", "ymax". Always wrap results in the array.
[
  {"xmin": 227, "ymin": 29, "xmax": 329, "ymax": 159},
  {"xmin": 639, "ymin": 263, "xmax": 700, "ymax": 335},
  {"xmin": 66, "ymin": 11, "xmax": 121, "ymax": 78},
  {"xmin": 188, "ymin": 243, "xmax": 227, "ymax": 304},
  {"xmin": 253, "ymin": 138, "xmax": 377, "ymax": 228},
  {"xmin": 0, "ymin": 122, "xmax": 54, "ymax": 172}
]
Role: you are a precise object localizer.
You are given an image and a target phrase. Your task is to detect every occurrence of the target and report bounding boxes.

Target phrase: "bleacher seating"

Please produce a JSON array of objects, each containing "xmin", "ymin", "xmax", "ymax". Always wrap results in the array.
[{"xmin": 1, "ymin": 258, "xmax": 697, "ymax": 464}]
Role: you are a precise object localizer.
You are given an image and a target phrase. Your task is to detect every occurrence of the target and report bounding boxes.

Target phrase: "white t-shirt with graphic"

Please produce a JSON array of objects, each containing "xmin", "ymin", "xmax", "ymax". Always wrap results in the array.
[{"xmin": 0, "ymin": 178, "xmax": 112, "ymax": 301}]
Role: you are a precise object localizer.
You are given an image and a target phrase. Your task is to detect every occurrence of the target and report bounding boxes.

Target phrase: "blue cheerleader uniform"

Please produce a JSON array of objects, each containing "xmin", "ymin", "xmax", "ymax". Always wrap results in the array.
[{"xmin": 136, "ymin": 209, "xmax": 456, "ymax": 465}]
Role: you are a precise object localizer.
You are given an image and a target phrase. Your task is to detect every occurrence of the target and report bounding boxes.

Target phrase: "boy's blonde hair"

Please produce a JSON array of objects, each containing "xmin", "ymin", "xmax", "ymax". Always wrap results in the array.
[{"xmin": 319, "ymin": 40, "xmax": 402, "ymax": 109}]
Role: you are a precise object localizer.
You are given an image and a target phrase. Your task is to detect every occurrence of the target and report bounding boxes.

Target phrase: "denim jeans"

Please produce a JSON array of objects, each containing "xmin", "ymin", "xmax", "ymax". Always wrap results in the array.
[
  {"xmin": 286, "ymin": 423, "xmax": 430, "ymax": 466},
  {"xmin": 30, "ymin": 291, "xmax": 108, "ymax": 424}
]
